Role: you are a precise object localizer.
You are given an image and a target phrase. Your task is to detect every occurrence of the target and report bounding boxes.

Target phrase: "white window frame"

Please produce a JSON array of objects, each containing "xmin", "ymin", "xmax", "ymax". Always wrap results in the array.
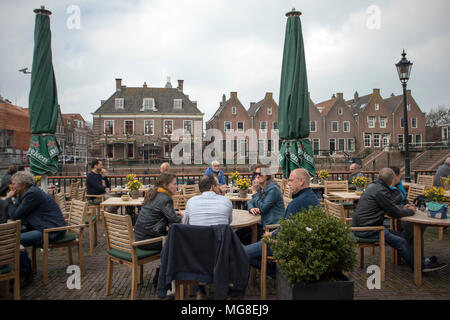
[
  {"xmin": 313, "ymin": 138, "xmax": 320, "ymax": 155},
  {"xmin": 331, "ymin": 121, "xmax": 339, "ymax": 133},
  {"xmin": 347, "ymin": 138, "xmax": 355, "ymax": 152},
  {"xmin": 343, "ymin": 121, "xmax": 350, "ymax": 133},
  {"xmin": 239, "ymin": 139, "xmax": 246, "ymax": 157},
  {"xmin": 415, "ymin": 134, "xmax": 422, "ymax": 147},
  {"xmin": 379, "ymin": 116, "xmax": 387, "ymax": 128},
  {"xmin": 237, "ymin": 121, "xmax": 244, "ymax": 133},
  {"xmin": 115, "ymin": 98, "xmax": 124, "ymax": 109},
  {"xmin": 124, "ymin": 120, "xmax": 134, "ymax": 135},
  {"xmin": 373, "ymin": 134, "xmax": 381, "ymax": 148},
  {"xmin": 329, "ymin": 138, "xmax": 336, "ymax": 152},
  {"xmin": 368, "ymin": 116, "xmax": 376, "ymax": 128},
  {"xmin": 173, "ymin": 99, "xmax": 182, "ymax": 110},
  {"xmin": 338, "ymin": 107, "xmax": 343, "ymax": 115},
  {"xmin": 412, "ymin": 118, "xmax": 417, "ymax": 129},
  {"xmin": 142, "ymin": 98, "xmax": 155, "ymax": 110},
  {"xmin": 258, "ymin": 140, "xmax": 265, "ymax": 156},
  {"xmin": 310, "ymin": 121, "xmax": 317, "ymax": 132},
  {"xmin": 224, "ymin": 121, "xmax": 232, "ymax": 133},
  {"xmin": 267, "ymin": 107, "xmax": 272, "ymax": 116},
  {"xmin": 407, "ymin": 104, "xmax": 411, "ymax": 112},
  {"xmin": 400, "ymin": 118, "xmax": 404, "ymax": 128},
  {"xmin": 125, "ymin": 143, "xmax": 134, "ymax": 159},
  {"xmin": 260, "ymin": 121, "xmax": 267, "ymax": 133},
  {"xmin": 398, "ymin": 134, "xmax": 404, "ymax": 145},
  {"xmin": 273, "ymin": 122, "xmax": 279, "ymax": 132},
  {"xmin": 364, "ymin": 133, "xmax": 371, "ymax": 147},
  {"xmin": 231, "ymin": 106, "xmax": 237, "ymax": 115},
  {"xmin": 164, "ymin": 120, "xmax": 173, "ymax": 135},
  {"xmin": 183, "ymin": 120, "xmax": 192, "ymax": 134},
  {"xmin": 104, "ymin": 120, "xmax": 114, "ymax": 135},
  {"xmin": 338, "ymin": 138, "xmax": 345, "ymax": 151},
  {"xmin": 144, "ymin": 120, "xmax": 154, "ymax": 135},
  {"xmin": 375, "ymin": 103, "xmax": 379, "ymax": 111}
]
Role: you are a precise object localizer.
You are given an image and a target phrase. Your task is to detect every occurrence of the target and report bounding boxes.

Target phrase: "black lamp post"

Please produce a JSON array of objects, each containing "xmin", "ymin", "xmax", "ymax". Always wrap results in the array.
[{"xmin": 395, "ymin": 50, "xmax": 413, "ymax": 182}]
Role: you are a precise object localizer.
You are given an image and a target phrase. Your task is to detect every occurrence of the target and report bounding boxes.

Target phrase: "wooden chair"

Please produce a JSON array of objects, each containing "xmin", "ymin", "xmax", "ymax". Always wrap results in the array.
[
  {"xmin": 74, "ymin": 187, "xmax": 86, "ymax": 201},
  {"xmin": 182, "ymin": 184, "xmax": 200, "ymax": 196},
  {"xmin": 0, "ymin": 220, "xmax": 21, "ymax": 300},
  {"xmin": 325, "ymin": 200, "xmax": 385, "ymax": 282},
  {"xmin": 416, "ymin": 175, "xmax": 433, "ymax": 189},
  {"xmin": 173, "ymin": 195, "xmax": 191, "ymax": 211},
  {"xmin": 55, "ymin": 192, "xmax": 70, "ymax": 219},
  {"xmin": 260, "ymin": 224, "xmax": 279, "ymax": 300},
  {"xmin": 283, "ymin": 196, "xmax": 292, "ymax": 208},
  {"xmin": 440, "ymin": 177, "xmax": 450, "ymax": 190},
  {"xmin": 323, "ymin": 180, "xmax": 349, "ymax": 201},
  {"xmin": 31, "ymin": 199, "xmax": 88, "ymax": 285},
  {"xmin": 66, "ymin": 181, "xmax": 80, "ymax": 201},
  {"xmin": 102, "ymin": 212, "xmax": 163, "ymax": 300},
  {"xmin": 84, "ymin": 191, "xmax": 104, "ymax": 256},
  {"xmin": 283, "ymin": 182, "xmax": 291, "ymax": 199},
  {"xmin": 406, "ymin": 184, "xmax": 426, "ymax": 204}
]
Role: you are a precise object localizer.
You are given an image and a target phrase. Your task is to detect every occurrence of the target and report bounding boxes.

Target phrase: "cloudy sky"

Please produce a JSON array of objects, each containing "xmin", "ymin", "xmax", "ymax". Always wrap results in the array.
[{"xmin": 1, "ymin": 0, "xmax": 449, "ymax": 124}]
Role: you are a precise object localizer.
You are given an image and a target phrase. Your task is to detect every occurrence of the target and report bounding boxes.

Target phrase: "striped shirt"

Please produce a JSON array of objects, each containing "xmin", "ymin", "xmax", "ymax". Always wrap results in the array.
[{"xmin": 183, "ymin": 191, "xmax": 233, "ymax": 226}]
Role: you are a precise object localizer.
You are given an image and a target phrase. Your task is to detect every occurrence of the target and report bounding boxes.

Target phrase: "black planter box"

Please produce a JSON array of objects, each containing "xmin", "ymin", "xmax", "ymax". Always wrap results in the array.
[{"xmin": 276, "ymin": 267, "xmax": 354, "ymax": 300}]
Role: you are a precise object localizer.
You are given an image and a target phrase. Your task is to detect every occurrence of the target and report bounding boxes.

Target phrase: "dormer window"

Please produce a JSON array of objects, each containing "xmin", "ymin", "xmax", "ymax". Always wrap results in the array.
[
  {"xmin": 174, "ymin": 99, "xmax": 182, "ymax": 110},
  {"xmin": 115, "ymin": 98, "xmax": 124, "ymax": 109},
  {"xmin": 142, "ymin": 98, "xmax": 155, "ymax": 111}
]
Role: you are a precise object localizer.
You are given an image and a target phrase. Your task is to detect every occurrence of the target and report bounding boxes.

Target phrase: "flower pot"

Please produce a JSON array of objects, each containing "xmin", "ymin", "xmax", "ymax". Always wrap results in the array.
[
  {"xmin": 355, "ymin": 190, "xmax": 363, "ymax": 196},
  {"xmin": 129, "ymin": 190, "xmax": 139, "ymax": 199},
  {"xmin": 239, "ymin": 189, "xmax": 248, "ymax": 198},
  {"xmin": 276, "ymin": 267, "xmax": 354, "ymax": 300}
]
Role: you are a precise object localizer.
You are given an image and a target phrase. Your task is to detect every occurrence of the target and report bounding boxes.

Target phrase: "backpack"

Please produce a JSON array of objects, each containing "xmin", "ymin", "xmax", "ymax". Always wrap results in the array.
[{"xmin": 413, "ymin": 195, "xmax": 427, "ymax": 210}]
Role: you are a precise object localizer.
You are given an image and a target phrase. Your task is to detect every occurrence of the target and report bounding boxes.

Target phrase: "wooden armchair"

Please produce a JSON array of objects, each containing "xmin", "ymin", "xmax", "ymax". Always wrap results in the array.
[
  {"xmin": 0, "ymin": 220, "xmax": 21, "ymax": 300},
  {"xmin": 102, "ymin": 212, "xmax": 163, "ymax": 300},
  {"xmin": 260, "ymin": 223, "xmax": 280, "ymax": 300},
  {"xmin": 31, "ymin": 199, "xmax": 88, "ymax": 285},
  {"xmin": 406, "ymin": 184, "xmax": 426, "ymax": 204},
  {"xmin": 65, "ymin": 181, "xmax": 80, "ymax": 201},
  {"xmin": 440, "ymin": 177, "xmax": 449, "ymax": 190},
  {"xmin": 84, "ymin": 191, "xmax": 105, "ymax": 256},
  {"xmin": 173, "ymin": 195, "xmax": 191, "ymax": 211},
  {"xmin": 416, "ymin": 175, "xmax": 433, "ymax": 190},
  {"xmin": 182, "ymin": 184, "xmax": 200, "ymax": 196},
  {"xmin": 325, "ymin": 200, "xmax": 385, "ymax": 281}
]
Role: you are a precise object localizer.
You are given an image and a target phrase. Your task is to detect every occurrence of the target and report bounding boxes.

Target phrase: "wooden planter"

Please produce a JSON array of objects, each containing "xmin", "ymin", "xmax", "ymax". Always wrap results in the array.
[
  {"xmin": 129, "ymin": 190, "xmax": 139, "ymax": 199},
  {"xmin": 276, "ymin": 267, "xmax": 354, "ymax": 300}
]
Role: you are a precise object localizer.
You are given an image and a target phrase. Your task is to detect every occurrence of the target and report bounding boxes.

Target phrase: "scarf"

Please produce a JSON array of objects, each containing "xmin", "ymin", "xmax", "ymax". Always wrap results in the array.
[{"xmin": 157, "ymin": 187, "xmax": 173, "ymax": 199}]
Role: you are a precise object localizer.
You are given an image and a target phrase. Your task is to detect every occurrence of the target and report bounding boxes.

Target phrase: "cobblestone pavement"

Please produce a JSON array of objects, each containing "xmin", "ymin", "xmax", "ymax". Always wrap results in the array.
[{"xmin": 15, "ymin": 222, "xmax": 450, "ymax": 300}]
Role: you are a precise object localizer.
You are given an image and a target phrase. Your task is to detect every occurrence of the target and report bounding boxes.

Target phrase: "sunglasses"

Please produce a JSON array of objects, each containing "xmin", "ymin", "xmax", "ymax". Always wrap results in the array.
[{"xmin": 253, "ymin": 172, "xmax": 261, "ymax": 176}]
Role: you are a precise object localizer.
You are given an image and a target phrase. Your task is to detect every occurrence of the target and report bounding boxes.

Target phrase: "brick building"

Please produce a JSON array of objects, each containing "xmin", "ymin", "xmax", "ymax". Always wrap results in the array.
[
  {"xmin": 61, "ymin": 113, "xmax": 92, "ymax": 160},
  {"xmin": 92, "ymin": 78, "xmax": 204, "ymax": 162},
  {"xmin": 0, "ymin": 96, "xmax": 31, "ymax": 153}
]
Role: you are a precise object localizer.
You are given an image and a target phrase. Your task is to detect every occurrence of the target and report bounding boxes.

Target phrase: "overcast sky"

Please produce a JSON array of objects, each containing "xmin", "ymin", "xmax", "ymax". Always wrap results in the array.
[{"xmin": 1, "ymin": 0, "xmax": 449, "ymax": 124}]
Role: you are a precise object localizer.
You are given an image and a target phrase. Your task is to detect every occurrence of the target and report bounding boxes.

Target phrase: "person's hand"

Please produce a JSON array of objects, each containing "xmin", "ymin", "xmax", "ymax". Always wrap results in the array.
[
  {"xmin": 177, "ymin": 211, "xmax": 185, "ymax": 220},
  {"xmin": 251, "ymin": 180, "xmax": 259, "ymax": 194},
  {"xmin": 263, "ymin": 231, "xmax": 273, "ymax": 237},
  {"xmin": 250, "ymin": 208, "xmax": 260, "ymax": 215},
  {"xmin": 6, "ymin": 190, "xmax": 16, "ymax": 199},
  {"xmin": 102, "ymin": 180, "xmax": 106, "ymax": 187},
  {"xmin": 406, "ymin": 204, "xmax": 417, "ymax": 212}
]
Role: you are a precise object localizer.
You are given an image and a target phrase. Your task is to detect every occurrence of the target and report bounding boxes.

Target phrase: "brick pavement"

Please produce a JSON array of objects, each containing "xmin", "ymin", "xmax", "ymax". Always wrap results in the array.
[{"xmin": 15, "ymin": 222, "xmax": 450, "ymax": 300}]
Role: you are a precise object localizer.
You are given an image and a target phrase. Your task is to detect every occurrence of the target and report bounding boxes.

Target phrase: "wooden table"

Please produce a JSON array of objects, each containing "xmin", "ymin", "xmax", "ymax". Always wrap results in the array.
[
  {"xmin": 100, "ymin": 197, "xmax": 145, "ymax": 216},
  {"xmin": 225, "ymin": 192, "xmax": 253, "ymax": 209},
  {"xmin": 311, "ymin": 183, "xmax": 325, "ymax": 189},
  {"xmin": 401, "ymin": 210, "xmax": 450, "ymax": 286},
  {"xmin": 110, "ymin": 187, "xmax": 150, "ymax": 194},
  {"xmin": 328, "ymin": 191, "xmax": 361, "ymax": 201}
]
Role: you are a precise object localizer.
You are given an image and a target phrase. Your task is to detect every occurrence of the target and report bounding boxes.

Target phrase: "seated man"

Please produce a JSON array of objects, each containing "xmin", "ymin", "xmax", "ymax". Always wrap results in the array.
[
  {"xmin": 5, "ymin": 171, "xmax": 66, "ymax": 288},
  {"xmin": 160, "ymin": 162, "xmax": 170, "ymax": 174},
  {"xmin": 86, "ymin": 159, "xmax": 117, "ymax": 213},
  {"xmin": 352, "ymin": 168, "xmax": 446, "ymax": 273},
  {"xmin": 433, "ymin": 156, "xmax": 450, "ymax": 187},
  {"xmin": 183, "ymin": 174, "xmax": 233, "ymax": 299},
  {"xmin": 348, "ymin": 163, "xmax": 364, "ymax": 190},
  {"xmin": 244, "ymin": 168, "xmax": 320, "ymax": 278}
]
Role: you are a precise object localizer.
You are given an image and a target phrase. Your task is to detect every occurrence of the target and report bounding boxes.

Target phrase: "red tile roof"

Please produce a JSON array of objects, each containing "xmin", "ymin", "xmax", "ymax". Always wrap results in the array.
[{"xmin": 315, "ymin": 98, "xmax": 336, "ymax": 116}]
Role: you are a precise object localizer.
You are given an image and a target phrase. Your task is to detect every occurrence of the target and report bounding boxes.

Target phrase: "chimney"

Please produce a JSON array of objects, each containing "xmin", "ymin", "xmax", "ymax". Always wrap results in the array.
[
  {"xmin": 332, "ymin": 93, "xmax": 336, "ymax": 99},
  {"xmin": 115, "ymin": 78, "xmax": 122, "ymax": 91},
  {"xmin": 373, "ymin": 88, "xmax": 380, "ymax": 95},
  {"xmin": 230, "ymin": 92, "xmax": 237, "ymax": 99},
  {"xmin": 354, "ymin": 91, "xmax": 359, "ymax": 101},
  {"xmin": 250, "ymin": 102, "xmax": 256, "ymax": 108},
  {"xmin": 406, "ymin": 89, "xmax": 411, "ymax": 96},
  {"xmin": 336, "ymin": 92, "xmax": 344, "ymax": 100},
  {"xmin": 165, "ymin": 76, "xmax": 172, "ymax": 88},
  {"xmin": 143, "ymin": 82, "xmax": 147, "ymax": 88},
  {"xmin": 222, "ymin": 94, "xmax": 226, "ymax": 103},
  {"xmin": 177, "ymin": 80, "xmax": 184, "ymax": 92},
  {"xmin": 265, "ymin": 92, "xmax": 273, "ymax": 99},
  {"xmin": 391, "ymin": 93, "xmax": 395, "ymax": 97}
]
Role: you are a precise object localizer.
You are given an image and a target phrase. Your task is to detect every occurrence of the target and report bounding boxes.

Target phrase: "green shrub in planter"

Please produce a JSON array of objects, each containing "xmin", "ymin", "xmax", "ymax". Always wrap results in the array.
[{"xmin": 263, "ymin": 205, "xmax": 357, "ymax": 285}]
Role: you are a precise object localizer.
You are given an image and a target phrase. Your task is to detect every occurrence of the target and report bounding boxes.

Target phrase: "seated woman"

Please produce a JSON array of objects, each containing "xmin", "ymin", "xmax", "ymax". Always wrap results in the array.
[
  {"xmin": 134, "ymin": 173, "xmax": 184, "ymax": 251},
  {"xmin": 237, "ymin": 166, "xmax": 284, "ymax": 245}
]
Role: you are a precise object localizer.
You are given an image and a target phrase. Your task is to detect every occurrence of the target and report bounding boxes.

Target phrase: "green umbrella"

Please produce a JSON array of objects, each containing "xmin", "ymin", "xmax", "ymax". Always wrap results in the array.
[
  {"xmin": 27, "ymin": 6, "xmax": 61, "ymax": 178},
  {"xmin": 278, "ymin": 9, "xmax": 316, "ymax": 179}
]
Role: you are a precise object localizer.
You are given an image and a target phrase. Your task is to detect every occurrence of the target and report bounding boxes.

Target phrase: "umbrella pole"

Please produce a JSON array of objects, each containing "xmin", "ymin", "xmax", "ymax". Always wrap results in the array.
[{"xmin": 41, "ymin": 175, "xmax": 48, "ymax": 193}]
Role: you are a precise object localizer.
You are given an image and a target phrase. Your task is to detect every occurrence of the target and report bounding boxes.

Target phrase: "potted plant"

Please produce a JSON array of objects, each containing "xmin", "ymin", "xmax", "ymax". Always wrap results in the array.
[
  {"xmin": 128, "ymin": 179, "xmax": 143, "ymax": 199},
  {"xmin": 352, "ymin": 176, "xmax": 368, "ymax": 195},
  {"xmin": 317, "ymin": 170, "xmax": 329, "ymax": 184},
  {"xmin": 424, "ymin": 187, "xmax": 448, "ymax": 219},
  {"xmin": 230, "ymin": 171, "xmax": 240, "ymax": 185},
  {"xmin": 264, "ymin": 206, "xmax": 357, "ymax": 300},
  {"xmin": 235, "ymin": 177, "xmax": 251, "ymax": 198},
  {"xmin": 34, "ymin": 175, "xmax": 42, "ymax": 186},
  {"xmin": 126, "ymin": 173, "xmax": 137, "ymax": 184}
]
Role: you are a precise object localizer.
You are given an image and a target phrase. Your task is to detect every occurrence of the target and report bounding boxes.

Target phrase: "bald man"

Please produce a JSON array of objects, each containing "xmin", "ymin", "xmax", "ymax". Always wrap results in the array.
[
  {"xmin": 434, "ymin": 156, "xmax": 450, "ymax": 187},
  {"xmin": 348, "ymin": 163, "xmax": 364, "ymax": 190},
  {"xmin": 160, "ymin": 162, "xmax": 170, "ymax": 174},
  {"xmin": 244, "ymin": 168, "xmax": 320, "ymax": 277}
]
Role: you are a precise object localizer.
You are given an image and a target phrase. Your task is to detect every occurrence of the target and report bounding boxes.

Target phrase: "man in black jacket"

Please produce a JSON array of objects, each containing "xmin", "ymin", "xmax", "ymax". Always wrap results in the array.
[{"xmin": 353, "ymin": 168, "xmax": 446, "ymax": 273}]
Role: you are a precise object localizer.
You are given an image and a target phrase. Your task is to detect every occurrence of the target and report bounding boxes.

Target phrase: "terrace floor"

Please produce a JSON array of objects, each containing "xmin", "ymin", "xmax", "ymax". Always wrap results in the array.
[{"xmin": 12, "ymin": 223, "xmax": 450, "ymax": 300}]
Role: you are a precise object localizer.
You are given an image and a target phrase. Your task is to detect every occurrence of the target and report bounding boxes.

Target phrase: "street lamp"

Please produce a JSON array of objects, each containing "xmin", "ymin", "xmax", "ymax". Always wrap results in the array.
[{"xmin": 395, "ymin": 49, "xmax": 413, "ymax": 182}]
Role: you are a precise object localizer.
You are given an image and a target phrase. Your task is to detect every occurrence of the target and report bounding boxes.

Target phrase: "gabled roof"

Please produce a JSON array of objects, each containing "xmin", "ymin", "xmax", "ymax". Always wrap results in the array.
[
  {"xmin": 383, "ymin": 95, "xmax": 405, "ymax": 114},
  {"xmin": 94, "ymin": 86, "xmax": 203, "ymax": 115},
  {"xmin": 248, "ymin": 99, "xmax": 264, "ymax": 117},
  {"xmin": 62, "ymin": 113, "xmax": 89, "ymax": 131},
  {"xmin": 346, "ymin": 94, "xmax": 372, "ymax": 113},
  {"xmin": 315, "ymin": 98, "xmax": 336, "ymax": 116}
]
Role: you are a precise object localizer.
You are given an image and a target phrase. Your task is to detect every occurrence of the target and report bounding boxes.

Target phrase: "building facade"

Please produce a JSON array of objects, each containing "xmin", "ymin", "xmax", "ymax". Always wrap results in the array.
[{"xmin": 61, "ymin": 113, "xmax": 91, "ymax": 161}]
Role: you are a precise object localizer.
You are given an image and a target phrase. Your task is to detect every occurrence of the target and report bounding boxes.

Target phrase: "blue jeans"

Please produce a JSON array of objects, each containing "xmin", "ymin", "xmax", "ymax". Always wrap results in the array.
[
  {"xmin": 244, "ymin": 241, "xmax": 276, "ymax": 278},
  {"xmin": 353, "ymin": 229, "xmax": 424, "ymax": 270}
]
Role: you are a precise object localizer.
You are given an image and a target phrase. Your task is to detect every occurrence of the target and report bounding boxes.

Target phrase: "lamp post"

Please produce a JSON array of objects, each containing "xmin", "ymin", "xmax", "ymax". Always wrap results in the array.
[{"xmin": 395, "ymin": 50, "xmax": 413, "ymax": 182}]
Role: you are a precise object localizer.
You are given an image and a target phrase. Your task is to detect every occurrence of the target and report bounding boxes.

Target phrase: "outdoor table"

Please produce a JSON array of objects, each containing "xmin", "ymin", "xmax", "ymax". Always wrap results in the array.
[
  {"xmin": 328, "ymin": 191, "xmax": 361, "ymax": 201},
  {"xmin": 400, "ymin": 210, "xmax": 450, "ymax": 286},
  {"xmin": 225, "ymin": 192, "xmax": 252, "ymax": 209},
  {"xmin": 110, "ymin": 187, "xmax": 150, "ymax": 194},
  {"xmin": 100, "ymin": 197, "xmax": 145, "ymax": 217}
]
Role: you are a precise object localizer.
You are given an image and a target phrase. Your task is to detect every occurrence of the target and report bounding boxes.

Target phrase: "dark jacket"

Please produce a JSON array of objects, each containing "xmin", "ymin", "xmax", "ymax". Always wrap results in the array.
[
  {"xmin": 86, "ymin": 171, "xmax": 106, "ymax": 195},
  {"xmin": 352, "ymin": 179, "xmax": 414, "ymax": 227},
  {"xmin": 247, "ymin": 180, "xmax": 284, "ymax": 226},
  {"xmin": 284, "ymin": 187, "xmax": 320, "ymax": 220},
  {"xmin": 102, "ymin": 176, "xmax": 110, "ymax": 189},
  {"xmin": 7, "ymin": 185, "xmax": 66, "ymax": 233},
  {"xmin": 134, "ymin": 192, "xmax": 181, "ymax": 241},
  {"xmin": 0, "ymin": 172, "xmax": 12, "ymax": 197},
  {"xmin": 434, "ymin": 163, "xmax": 450, "ymax": 186},
  {"xmin": 157, "ymin": 224, "xmax": 249, "ymax": 300},
  {"xmin": 204, "ymin": 167, "xmax": 225, "ymax": 185}
]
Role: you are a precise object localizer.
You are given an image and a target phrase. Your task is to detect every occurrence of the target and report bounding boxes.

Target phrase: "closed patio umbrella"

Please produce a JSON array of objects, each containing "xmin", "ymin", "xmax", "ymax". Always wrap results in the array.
[
  {"xmin": 27, "ymin": 6, "xmax": 61, "ymax": 190},
  {"xmin": 278, "ymin": 9, "xmax": 316, "ymax": 179}
]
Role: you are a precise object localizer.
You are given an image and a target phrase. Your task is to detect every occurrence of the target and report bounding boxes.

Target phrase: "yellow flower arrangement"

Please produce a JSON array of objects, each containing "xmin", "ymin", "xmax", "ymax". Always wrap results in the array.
[
  {"xmin": 126, "ymin": 173, "xmax": 137, "ymax": 182},
  {"xmin": 34, "ymin": 175, "xmax": 42, "ymax": 183},
  {"xmin": 352, "ymin": 176, "xmax": 368, "ymax": 189},
  {"xmin": 235, "ymin": 177, "xmax": 251, "ymax": 190},
  {"xmin": 446, "ymin": 175, "xmax": 450, "ymax": 185},
  {"xmin": 127, "ymin": 179, "xmax": 143, "ymax": 191},
  {"xmin": 231, "ymin": 171, "xmax": 240, "ymax": 182},
  {"xmin": 424, "ymin": 187, "xmax": 445, "ymax": 203},
  {"xmin": 318, "ymin": 170, "xmax": 329, "ymax": 181}
]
